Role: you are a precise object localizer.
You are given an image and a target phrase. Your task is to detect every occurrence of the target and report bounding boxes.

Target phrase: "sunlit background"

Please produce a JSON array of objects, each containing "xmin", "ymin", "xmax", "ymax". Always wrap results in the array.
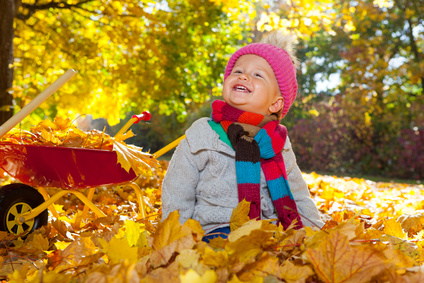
[{"xmin": 1, "ymin": 0, "xmax": 423, "ymax": 180}]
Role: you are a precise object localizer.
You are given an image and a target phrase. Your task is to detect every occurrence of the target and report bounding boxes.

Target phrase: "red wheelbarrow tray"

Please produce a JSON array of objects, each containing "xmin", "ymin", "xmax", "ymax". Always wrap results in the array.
[{"xmin": 0, "ymin": 142, "xmax": 137, "ymax": 189}]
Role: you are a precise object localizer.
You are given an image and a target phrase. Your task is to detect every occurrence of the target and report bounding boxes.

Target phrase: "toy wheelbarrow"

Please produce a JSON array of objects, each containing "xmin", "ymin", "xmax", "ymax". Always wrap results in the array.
[{"xmin": 0, "ymin": 70, "xmax": 153, "ymax": 236}]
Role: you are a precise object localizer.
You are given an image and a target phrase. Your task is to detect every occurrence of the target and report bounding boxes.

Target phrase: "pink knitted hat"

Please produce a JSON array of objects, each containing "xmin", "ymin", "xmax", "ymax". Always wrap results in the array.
[{"xmin": 224, "ymin": 43, "xmax": 298, "ymax": 118}]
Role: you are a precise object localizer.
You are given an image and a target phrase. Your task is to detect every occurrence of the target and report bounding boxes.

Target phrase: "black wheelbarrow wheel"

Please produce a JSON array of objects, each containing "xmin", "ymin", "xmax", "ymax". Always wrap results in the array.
[{"xmin": 0, "ymin": 183, "xmax": 48, "ymax": 236}]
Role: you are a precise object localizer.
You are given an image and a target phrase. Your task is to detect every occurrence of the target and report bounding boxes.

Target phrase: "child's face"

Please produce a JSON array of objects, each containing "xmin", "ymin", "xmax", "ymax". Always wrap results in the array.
[{"xmin": 222, "ymin": 54, "xmax": 283, "ymax": 116}]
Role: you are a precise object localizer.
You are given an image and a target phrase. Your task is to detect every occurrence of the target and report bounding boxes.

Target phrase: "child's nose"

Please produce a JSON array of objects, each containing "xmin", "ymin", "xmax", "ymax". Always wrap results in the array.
[{"xmin": 238, "ymin": 73, "xmax": 249, "ymax": 81}]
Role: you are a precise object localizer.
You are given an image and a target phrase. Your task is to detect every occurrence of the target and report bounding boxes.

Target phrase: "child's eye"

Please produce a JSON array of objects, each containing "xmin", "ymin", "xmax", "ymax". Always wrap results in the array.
[
  {"xmin": 254, "ymin": 73, "xmax": 263, "ymax": 78},
  {"xmin": 234, "ymin": 70, "xmax": 242, "ymax": 74}
]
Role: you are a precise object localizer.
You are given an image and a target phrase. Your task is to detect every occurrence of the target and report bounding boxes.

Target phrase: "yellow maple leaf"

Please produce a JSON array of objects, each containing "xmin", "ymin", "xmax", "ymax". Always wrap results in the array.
[
  {"xmin": 112, "ymin": 139, "xmax": 157, "ymax": 175},
  {"xmin": 228, "ymin": 219, "xmax": 262, "ymax": 243},
  {"xmin": 181, "ymin": 218, "xmax": 205, "ymax": 242},
  {"xmin": 180, "ymin": 269, "xmax": 217, "ymax": 283},
  {"xmin": 228, "ymin": 274, "xmax": 263, "ymax": 283},
  {"xmin": 306, "ymin": 231, "xmax": 385, "ymax": 283},
  {"xmin": 202, "ymin": 246, "xmax": 229, "ymax": 268},
  {"xmin": 152, "ymin": 211, "xmax": 190, "ymax": 250},
  {"xmin": 54, "ymin": 240, "xmax": 71, "ymax": 251},
  {"xmin": 176, "ymin": 249, "xmax": 200, "ymax": 269},
  {"xmin": 25, "ymin": 270, "xmax": 73, "ymax": 283},
  {"xmin": 40, "ymin": 129, "xmax": 61, "ymax": 145},
  {"xmin": 124, "ymin": 220, "xmax": 148, "ymax": 248},
  {"xmin": 114, "ymin": 129, "xmax": 135, "ymax": 142},
  {"xmin": 99, "ymin": 236, "xmax": 138, "ymax": 264},
  {"xmin": 384, "ymin": 218, "xmax": 407, "ymax": 239},
  {"xmin": 230, "ymin": 199, "xmax": 251, "ymax": 232},
  {"xmin": 52, "ymin": 116, "xmax": 73, "ymax": 130}
]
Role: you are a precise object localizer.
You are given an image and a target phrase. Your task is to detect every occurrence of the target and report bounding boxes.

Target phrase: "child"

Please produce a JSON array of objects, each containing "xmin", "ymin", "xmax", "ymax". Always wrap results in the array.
[{"xmin": 161, "ymin": 30, "xmax": 323, "ymax": 241}]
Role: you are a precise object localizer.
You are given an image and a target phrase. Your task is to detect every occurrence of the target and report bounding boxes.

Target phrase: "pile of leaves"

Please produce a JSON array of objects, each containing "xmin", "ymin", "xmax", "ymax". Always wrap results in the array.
[
  {"xmin": 1, "ymin": 165, "xmax": 424, "ymax": 282},
  {"xmin": 0, "ymin": 116, "xmax": 157, "ymax": 176}
]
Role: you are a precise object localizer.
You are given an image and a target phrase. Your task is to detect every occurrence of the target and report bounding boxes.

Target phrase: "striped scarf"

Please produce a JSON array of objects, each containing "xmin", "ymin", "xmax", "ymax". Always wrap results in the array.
[{"xmin": 212, "ymin": 100, "xmax": 303, "ymax": 229}]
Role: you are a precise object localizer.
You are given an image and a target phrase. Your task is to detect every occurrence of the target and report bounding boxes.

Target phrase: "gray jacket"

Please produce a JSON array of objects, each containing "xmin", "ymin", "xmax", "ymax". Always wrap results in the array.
[{"xmin": 161, "ymin": 117, "xmax": 323, "ymax": 232}]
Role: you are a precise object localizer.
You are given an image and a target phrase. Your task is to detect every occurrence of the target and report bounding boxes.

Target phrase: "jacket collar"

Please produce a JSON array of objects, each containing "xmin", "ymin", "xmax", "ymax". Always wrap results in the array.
[{"xmin": 185, "ymin": 117, "xmax": 235, "ymax": 156}]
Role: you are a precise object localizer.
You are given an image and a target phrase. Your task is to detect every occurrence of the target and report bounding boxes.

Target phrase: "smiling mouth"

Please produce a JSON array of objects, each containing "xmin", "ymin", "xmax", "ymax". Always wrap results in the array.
[{"xmin": 233, "ymin": 84, "xmax": 251, "ymax": 93}]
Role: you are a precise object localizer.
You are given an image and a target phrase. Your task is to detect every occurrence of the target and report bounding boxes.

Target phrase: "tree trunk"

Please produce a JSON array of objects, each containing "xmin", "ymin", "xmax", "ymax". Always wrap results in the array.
[{"xmin": 0, "ymin": 0, "xmax": 15, "ymax": 125}]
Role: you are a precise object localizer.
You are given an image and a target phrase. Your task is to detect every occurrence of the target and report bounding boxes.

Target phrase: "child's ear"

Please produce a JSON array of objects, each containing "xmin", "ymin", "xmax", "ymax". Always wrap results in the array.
[{"xmin": 269, "ymin": 97, "xmax": 284, "ymax": 114}]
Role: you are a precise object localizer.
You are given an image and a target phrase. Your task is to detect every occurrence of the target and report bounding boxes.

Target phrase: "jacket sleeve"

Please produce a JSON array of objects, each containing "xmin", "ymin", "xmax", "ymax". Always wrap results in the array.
[
  {"xmin": 283, "ymin": 137, "xmax": 324, "ymax": 229},
  {"xmin": 161, "ymin": 138, "xmax": 200, "ymax": 225}
]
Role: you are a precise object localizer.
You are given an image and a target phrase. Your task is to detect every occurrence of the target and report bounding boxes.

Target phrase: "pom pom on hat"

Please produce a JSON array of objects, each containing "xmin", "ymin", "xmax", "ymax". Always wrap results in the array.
[{"xmin": 224, "ymin": 43, "xmax": 298, "ymax": 119}]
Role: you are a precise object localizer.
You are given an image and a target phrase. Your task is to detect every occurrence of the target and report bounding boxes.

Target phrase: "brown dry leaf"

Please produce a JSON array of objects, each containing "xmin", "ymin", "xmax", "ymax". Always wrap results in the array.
[
  {"xmin": 383, "ymin": 234, "xmax": 421, "ymax": 261},
  {"xmin": 249, "ymin": 255, "xmax": 313, "ymax": 283},
  {"xmin": 279, "ymin": 260, "xmax": 314, "ymax": 283},
  {"xmin": 86, "ymin": 259, "xmax": 143, "ymax": 283},
  {"xmin": 60, "ymin": 129, "xmax": 86, "ymax": 147},
  {"xmin": 54, "ymin": 236, "xmax": 102, "ymax": 272},
  {"xmin": 230, "ymin": 199, "xmax": 250, "ymax": 232},
  {"xmin": 144, "ymin": 261, "xmax": 181, "ymax": 282},
  {"xmin": 305, "ymin": 219, "xmax": 357, "ymax": 249},
  {"xmin": 31, "ymin": 116, "xmax": 71, "ymax": 133},
  {"xmin": 0, "ymin": 116, "xmax": 125, "ymax": 151},
  {"xmin": 353, "ymin": 226, "xmax": 384, "ymax": 244},
  {"xmin": 306, "ymin": 231, "xmax": 385, "ymax": 283},
  {"xmin": 239, "ymin": 253, "xmax": 281, "ymax": 280},
  {"xmin": 400, "ymin": 266, "xmax": 424, "ymax": 282},
  {"xmin": 398, "ymin": 213, "xmax": 424, "ymax": 233},
  {"xmin": 383, "ymin": 248, "xmax": 415, "ymax": 269},
  {"xmin": 228, "ymin": 274, "xmax": 263, "ymax": 283},
  {"xmin": 226, "ymin": 225, "xmax": 276, "ymax": 263},
  {"xmin": 207, "ymin": 235, "xmax": 228, "ymax": 250},
  {"xmin": 0, "ymin": 231, "xmax": 18, "ymax": 242},
  {"xmin": 21, "ymin": 233, "xmax": 50, "ymax": 252},
  {"xmin": 149, "ymin": 211, "xmax": 197, "ymax": 268},
  {"xmin": 236, "ymin": 253, "xmax": 286, "ymax": 282}
]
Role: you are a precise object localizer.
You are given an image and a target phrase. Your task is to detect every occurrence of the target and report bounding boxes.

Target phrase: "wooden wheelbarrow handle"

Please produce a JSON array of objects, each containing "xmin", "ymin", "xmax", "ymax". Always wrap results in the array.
[
  {"xmin": 153, "ymin": 135, "xmax": 186, "ymax": 158},
  {"xmin": 0, "ymin": 69, "xmax": 76, "ymax": 138}
]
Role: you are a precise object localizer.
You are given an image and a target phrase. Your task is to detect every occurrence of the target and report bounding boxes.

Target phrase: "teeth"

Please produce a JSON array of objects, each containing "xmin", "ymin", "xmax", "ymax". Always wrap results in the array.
[{"xmin": 235, "ymin": 86, "xmax": 247, "ymax": 91}]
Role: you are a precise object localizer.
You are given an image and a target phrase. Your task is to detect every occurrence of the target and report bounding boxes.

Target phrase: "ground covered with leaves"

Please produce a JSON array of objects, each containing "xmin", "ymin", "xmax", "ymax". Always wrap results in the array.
[{"xmin": 1, "ymin": 164, "xmax": 424, "ymax": 282}]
